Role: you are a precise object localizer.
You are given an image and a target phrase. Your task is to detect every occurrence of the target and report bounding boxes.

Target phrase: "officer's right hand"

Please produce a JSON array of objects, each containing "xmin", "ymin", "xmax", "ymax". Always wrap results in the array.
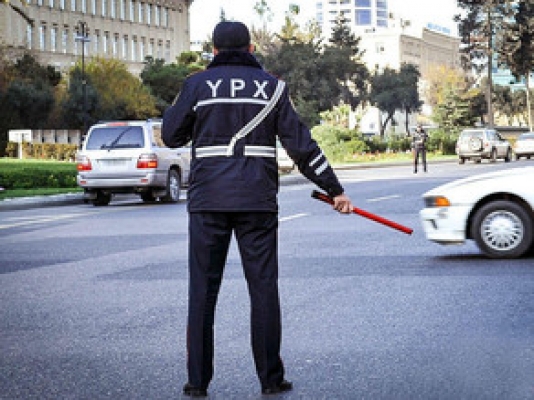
[{"xmin": 333, "ymin": 193, "xmax": 353, "ymax": 214}]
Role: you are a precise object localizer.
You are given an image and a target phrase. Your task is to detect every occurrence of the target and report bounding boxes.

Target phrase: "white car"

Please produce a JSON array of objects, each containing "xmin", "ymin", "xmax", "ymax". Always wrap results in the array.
[
  {"xmin": 420, "ymin": 167, "xmax": 534, "ymax": 259},
  {"xmin": 514, "ymin": 132, "xmax": 534, "ymax": 160},
  {"xmin": 77, "ymin": 120, "xmax": 191, "ymax": 206}
]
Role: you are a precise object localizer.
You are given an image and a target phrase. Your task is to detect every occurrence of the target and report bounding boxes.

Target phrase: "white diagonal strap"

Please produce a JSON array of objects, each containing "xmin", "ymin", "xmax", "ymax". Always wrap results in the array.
[{"xmin": 225, "ymin": 80, "xmax": 286, "ymax": 157}]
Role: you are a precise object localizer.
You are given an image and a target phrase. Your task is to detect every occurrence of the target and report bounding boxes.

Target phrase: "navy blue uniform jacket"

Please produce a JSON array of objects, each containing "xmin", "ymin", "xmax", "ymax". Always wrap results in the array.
[{"xmin": 162, "ymin": 51, "xmax": 344, "ymax": 212}]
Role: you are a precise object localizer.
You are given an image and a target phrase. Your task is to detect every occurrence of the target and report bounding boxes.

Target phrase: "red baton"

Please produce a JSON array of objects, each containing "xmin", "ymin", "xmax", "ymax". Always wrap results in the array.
[{"xmin": 311, "ymin": 190, "xmax": 413, "ymax": 235}]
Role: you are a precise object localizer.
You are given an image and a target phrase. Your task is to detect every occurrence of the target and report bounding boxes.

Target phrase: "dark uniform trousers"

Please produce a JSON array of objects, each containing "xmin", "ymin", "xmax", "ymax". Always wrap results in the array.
[
  {"xmin": 414, "ymin": 146, "xmax": 427, "ymax": 172},
  {"xmin": 187, "ymin": 211, "xmax": 285, "ymax": 389}
]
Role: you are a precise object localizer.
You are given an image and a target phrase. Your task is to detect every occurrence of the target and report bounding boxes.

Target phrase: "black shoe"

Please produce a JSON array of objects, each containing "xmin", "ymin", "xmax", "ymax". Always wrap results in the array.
[
  {"xmin": 183, "ymin": 383, "xmax": 207, "ymax": 397},
  {"xmin": 262, "ymin": 380, "xmax": 293, "ymax": 395}
]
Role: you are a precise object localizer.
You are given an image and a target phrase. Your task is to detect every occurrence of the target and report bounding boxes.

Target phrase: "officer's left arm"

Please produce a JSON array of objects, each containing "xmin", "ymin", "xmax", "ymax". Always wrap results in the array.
[{"xmin": 162, "ymin": 79, "xmax": 197, "ymax": 148}]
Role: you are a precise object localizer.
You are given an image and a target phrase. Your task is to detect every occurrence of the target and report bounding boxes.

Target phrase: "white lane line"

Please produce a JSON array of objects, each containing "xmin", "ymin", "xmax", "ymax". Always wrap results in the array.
[
  {"xmin": 0, "ymin": 211, "xmax": 100, "ymax": 230},
  {"xmin": 366, "ymin": 194, "xmax": 400, "ymax": 203},
  {"xmin": 279, "ymin": 213, "xmax": 308, "ymax": 222}
]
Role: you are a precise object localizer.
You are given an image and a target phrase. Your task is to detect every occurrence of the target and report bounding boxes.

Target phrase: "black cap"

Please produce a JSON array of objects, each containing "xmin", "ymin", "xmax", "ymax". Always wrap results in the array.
[{"xmin": 213, "ymin": 21, "xmax": 251, "ymax": 50}]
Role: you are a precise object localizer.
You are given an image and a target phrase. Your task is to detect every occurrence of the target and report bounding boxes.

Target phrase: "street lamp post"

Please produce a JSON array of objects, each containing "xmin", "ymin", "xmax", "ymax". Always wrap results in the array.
[{"xmin": 75, "ymin": 21, "xmax": 90, "ymax": 136}]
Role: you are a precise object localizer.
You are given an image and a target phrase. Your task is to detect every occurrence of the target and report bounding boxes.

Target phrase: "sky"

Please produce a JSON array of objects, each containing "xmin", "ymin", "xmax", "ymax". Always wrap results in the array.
[{"xmin": 189, "ymin": 0, "xmax": 461, "ymax": 42}]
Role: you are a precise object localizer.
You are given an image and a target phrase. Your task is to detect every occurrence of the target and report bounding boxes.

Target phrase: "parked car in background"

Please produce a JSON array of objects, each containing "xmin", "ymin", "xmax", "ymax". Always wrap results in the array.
[
  {"xmin": 76, "ymin": 120, "xmax": 191, "ymax": 206},
  {"xmin": 456, "ymin": 128, "xmax": 512, "ymax": 164},
  {"xmin": 514, "ymin": 132, "xmax": 534, "ymax": 160},
  {"xmin": 420, "ymin": 166, "xmax": 534, "ymax": 259},
  {"xmin": 276, "ymin": 139, "xmax": 295, "ymax": 173}
]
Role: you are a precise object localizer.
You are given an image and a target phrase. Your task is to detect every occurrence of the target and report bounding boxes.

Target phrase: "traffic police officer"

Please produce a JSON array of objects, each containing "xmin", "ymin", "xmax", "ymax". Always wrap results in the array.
[
  {"xmin": 412, "ymin": 124, "xmax": 428, "ymax": 173},
  {"xmin": 162, "ymin": 21, "xmax": 353, "ymax": 397}
]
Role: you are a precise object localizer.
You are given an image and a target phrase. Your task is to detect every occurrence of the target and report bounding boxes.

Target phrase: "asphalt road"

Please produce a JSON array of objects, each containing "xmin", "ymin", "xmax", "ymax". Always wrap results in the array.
[{"xmin": 1, "ymin": 160, "xmax": 534, "ymax": 400}]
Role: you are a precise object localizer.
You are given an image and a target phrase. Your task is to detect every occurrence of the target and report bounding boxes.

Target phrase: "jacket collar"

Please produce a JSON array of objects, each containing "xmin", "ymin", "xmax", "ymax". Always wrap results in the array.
[{"xmin": 208, "ymin": 51, "xmax": 263, "ymax": 70}]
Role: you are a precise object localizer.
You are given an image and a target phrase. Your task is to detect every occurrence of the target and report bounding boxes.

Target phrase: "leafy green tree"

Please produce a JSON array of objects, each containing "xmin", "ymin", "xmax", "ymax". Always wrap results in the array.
[
  {"xmin": 368, "ymin": 64, "xmax": 421, "ymax": 136},
  {"xmin": 456, "ymin": 0, "xmax": 511, "ymax": 127},
  {"xmin": 140, "ymin": 56, "xmax": 200, "ymax": 115},
  {"xmin": 432, "ymin": 87, "xmax": 477, "ymax": 132},
  {"xmin": 61, "ymin": 67, "xmax": 99, "ymax": 129},
  {"xmin": 496, "ymin": 0, "xmax": 534, "ymax": 129}
]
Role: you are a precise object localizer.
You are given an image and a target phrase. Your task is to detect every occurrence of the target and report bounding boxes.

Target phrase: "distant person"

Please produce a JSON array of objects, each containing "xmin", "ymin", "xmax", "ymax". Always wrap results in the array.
[
  {"xmin": 162, "ymin": 21, "xmax": 353, "ymax": 397},
  {"xmin": 412, "ymin": 124, "xmax": 428, "ymax": 173}
]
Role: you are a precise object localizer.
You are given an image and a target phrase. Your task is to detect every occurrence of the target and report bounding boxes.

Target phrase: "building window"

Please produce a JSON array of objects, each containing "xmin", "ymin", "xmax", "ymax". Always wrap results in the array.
[
  {"xmin": 110, "ymin": 0, "xmax": 115, "ymax": 18},
  {"xmin": 51, "ymin": 26, "xmax": 57, "ymax": 52},
  {"xmin": 377, "ymin": 0, "xmax": 387, "ymax": 8},
  {"xmin": 59, "ymin": 0, "xmax": 64, "ymax": 9},
  {"xmin": 102, "ymin": 0, "xmax": 107, "ymax": 16},
  {"xmin": 48, "ymin": 0, "xmax": 54, "ymax": 8},
  {"xmin": 73, "ymin": 31, "xmax": 78, "ymax": 55},
  {"xmin": 122, "ymin": 36, "xmax": 127, "ymax": 58},
  {"xmin": 113, "ymin": 35, "xmax": 118, "ymax": 56},
  {"xmin": 81, "ymin": 0, "xmax": 86, "ymax": 12},
  {"xmin": 149, "ymin": 39, "xmax": 154, "ymax": 57},
  {"xmin": 163, "ymin": 7, "xmax": 168, "ymax": 26},
  {"xmin": 93, "ymin": 30, "xmax": 100, "ymax": 53},
  {"xmin": 355, "ymin": 0, "xmax": 371, "ymax": 6},
  {"xmin": 130, "ymin": 0, "xmax": 135, "ymax": 21},
  {"xmin": 39, "ymin": 25, "xmax": 46, "ymax": 50},
  {"xmin": 71, "ymin": 0, "xmax": 75, "ymax": 11},
  {"xmin": 146, "ymin": 3, "xmax": 151, "ymax": 24},
  {"xmin": 165, "ymin": 40, "xmax": 170, "ymax": 62},
  {"xmin": 37, "ymin": 0, "xmax": 43, "ymax": 6},
  {"xmin": 155, "ymin": 5, "xmax": 161, "ymax": 25},
  {"xmin": 131, "ymin": 37, "xmax": 137, "ymax": 61},
  {"xmin": 26, "ymin": 25, "xmax": 33, "ymax": 49},
  {"xmin": 138, "ymin": 2, "xmax": 143, "ymax": 23},
  {"xmin": 91, "ymin": 0, "xmax": 96, "ymax": 14},
  {"xmin": 355, "ymin": 9, "xmax": 371, "ymax": 25},
  {"xmin": 120, "ymin": 0, "xmax": 125, "ymax": 19},
  {"xmin": 103, "ymin": 32, "xmax": 109, "ymax": 54},
  {"xmin": 140, "ymin": 37, "xmax": 145, "ymax": 60},
  {"xmin": 62, "ymin": 28, "xmax": 68, "ymax": 54}
]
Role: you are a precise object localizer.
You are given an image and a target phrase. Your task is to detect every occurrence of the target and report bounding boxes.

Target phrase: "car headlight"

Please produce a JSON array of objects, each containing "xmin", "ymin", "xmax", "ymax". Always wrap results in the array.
[{"xmin": 424, "ymin": 196, "xmax": 451, "ymax": 207}]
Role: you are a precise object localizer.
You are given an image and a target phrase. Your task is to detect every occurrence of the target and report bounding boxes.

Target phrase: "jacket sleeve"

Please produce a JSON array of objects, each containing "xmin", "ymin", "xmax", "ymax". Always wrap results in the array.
[
  {"xmin": 162, "ymin": 79, "xmax": 197, "ymax": 148},
  {"xmin": 276, "ymin": 85, "xmax": 344, "ymax": 198}
]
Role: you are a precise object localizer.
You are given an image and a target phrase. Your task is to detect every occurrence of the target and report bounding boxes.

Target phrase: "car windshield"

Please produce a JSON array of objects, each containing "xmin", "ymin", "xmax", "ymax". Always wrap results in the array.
[
  {"xmin": 461, "ymin": 130, "xmax": 483, "ymax": 139},
  {"xmin": 86, "ymin": 126, "xmax": 144, "ymax": 150},
  {"xmin": 518, "ymin": 133, "xmax": 534, "ymax": 140}
]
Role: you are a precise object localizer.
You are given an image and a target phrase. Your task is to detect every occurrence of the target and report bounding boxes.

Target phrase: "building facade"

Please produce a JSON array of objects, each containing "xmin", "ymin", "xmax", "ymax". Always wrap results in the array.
[{"xmin": 0, "ymin": 0, "xmax": 193, "ymax": 75}]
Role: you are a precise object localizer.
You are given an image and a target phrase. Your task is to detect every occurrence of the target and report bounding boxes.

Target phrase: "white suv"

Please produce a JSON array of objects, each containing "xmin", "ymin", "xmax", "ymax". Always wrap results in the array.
[
  {"xmin": 456, "ymin": 128, "xmax": 512, "ymax": 164},
  {"xmin": 76, "ymin": 120, "xmax": 191, "ymax": 206}
]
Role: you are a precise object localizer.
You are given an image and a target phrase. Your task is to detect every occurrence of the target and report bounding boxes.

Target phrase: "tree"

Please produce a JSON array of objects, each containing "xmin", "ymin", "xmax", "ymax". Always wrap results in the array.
[
  {"xmin": 455, "ymin": 0, "xmax": 510, "ymax": 128},
  {"xmin": 368, "ymin": 64, "xmax": 421, "ymax": 136},
  {"xmin": 62, "ymin": 57, "xmax": 157, "ymax": 125},
  {"xmin": 141, "ymin": 56, "xmax": 201, "ymax": 115},
  {"xmin": 496, "ymin": 0, "xmax": 534, "ymax": 130}
]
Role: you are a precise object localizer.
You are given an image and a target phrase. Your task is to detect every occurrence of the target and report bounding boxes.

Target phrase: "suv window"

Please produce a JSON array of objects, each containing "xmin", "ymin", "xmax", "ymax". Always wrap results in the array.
[
  {"xmin": 86, "ymin": 126, "xmax": 145, "ymax": 150},
  {"xmin": 461, "ymin": 130, "xmax": 483, "ymax": 139}
]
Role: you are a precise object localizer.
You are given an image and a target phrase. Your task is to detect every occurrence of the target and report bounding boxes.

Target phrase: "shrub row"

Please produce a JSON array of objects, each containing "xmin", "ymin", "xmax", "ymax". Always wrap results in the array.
[
  {"xmin": 0, "ymin": 159, "xmax": 78, "ymax": 189},
  {"xmin": 4, "ymin": 142, "xmax": 79, "ymax": 161}
]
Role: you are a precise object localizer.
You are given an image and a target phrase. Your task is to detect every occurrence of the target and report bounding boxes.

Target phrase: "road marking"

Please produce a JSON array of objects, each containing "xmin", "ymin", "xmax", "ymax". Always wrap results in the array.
[
  {"xmin": 366, "ymin": 194, "xmax": 401, "ymax": 203},
  {"xmin": 0, "ymin": 211, "xmax": 99, "ymax": 230},
  {"xmin": 279, "ymin": 213, "xmax": 308, "ymax": 222}
]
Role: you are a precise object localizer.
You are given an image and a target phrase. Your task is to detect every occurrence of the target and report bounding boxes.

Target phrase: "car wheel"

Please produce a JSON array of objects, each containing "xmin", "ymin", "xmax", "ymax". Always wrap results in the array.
[
  {"xmin": 459, "ymin": 157, "xmax": 465, "ymax": 164},
  {"xmin": 471, "ymin": 200, "xmax": 533, "ymax": 259},
  {"xmin": 490, "ymin": 148, "xmax": 497, "ymax": 162},
  {"xmin": 162, "ymin": 169, "xmax": 181, "ymax": 203},
  {"xmin": 504, "ymin": 148, "xmax": 512, "ymax": 162},
  {"xmin": 469, "ymin": 137, "xmax": 483, "ymax": 151},
  {"xmin": 516, "ymin": 154, "xmax": 521, "ymax": 161},
  {"xmin": 141, "ymin": 191, "xmax": 156, "ymax": 202},
  {"xmin": 92, "ymin": 190, "xmax": 111, "ymax": 206}
]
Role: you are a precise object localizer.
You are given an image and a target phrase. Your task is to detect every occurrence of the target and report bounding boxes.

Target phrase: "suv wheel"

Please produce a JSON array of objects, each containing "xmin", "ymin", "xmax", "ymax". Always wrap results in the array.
[
  {"xmin": 490, "ymin": 148, "xmax": 497, "ymax": 162},
  {"xmin": 504, "ymin": 148, "xmax": 512, "ymax": 162},
  {"xmin": 459, "ymin": 157, "xmax": 466, "ymax": 164},
  {"xmin": 141, "ymin": 191, "xmax": 156, "ymax": 202},
  {"xmin": 472, "ymin": 200, "xmax": 533, "ymax": 259},
  {"xmin": 92, "ymin": 190, "xmax": 112, "ymax": 206},
  {"xmin": 162, "ymin": 169, "xmax": 181, "ymax": 203}
]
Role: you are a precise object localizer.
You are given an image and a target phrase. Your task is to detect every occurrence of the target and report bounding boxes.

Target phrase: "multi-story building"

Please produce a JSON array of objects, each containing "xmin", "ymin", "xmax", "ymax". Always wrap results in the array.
[
  {"xmin": 0, "ymin": 0, "xmax": 193, "ymax": 75},
  {"xmin": 315, "ymin": 0, "xmax": 461, "ymax": 133}
]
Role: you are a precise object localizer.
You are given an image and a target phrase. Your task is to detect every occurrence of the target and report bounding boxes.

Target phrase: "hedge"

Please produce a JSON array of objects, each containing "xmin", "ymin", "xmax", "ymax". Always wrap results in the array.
[
  {"xmin": 4, "ymin": 142, "xmax": 79, "ymax": 161},
  {"xmin": 0, "ymin": 159, "xmax": 78, "ymax": 189}
]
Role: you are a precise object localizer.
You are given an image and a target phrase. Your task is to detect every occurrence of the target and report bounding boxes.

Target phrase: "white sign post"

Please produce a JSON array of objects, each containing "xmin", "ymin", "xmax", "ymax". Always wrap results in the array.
[{"xmin": 8, "ymin": 130, "xmax": 32, "ymax": 159}]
